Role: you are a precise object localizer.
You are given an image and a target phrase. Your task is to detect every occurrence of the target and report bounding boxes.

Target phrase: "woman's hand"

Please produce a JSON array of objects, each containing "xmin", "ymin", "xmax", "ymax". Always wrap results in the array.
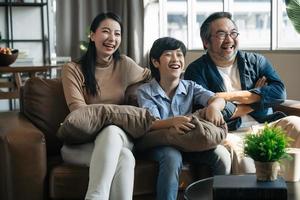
[
  {"xmin": 171, "ymin": 116, "xmax": 195, "ymax": 134},
  {"xmin": 204, "ymin": 106, "xmax": 225, "ymax": 127}
]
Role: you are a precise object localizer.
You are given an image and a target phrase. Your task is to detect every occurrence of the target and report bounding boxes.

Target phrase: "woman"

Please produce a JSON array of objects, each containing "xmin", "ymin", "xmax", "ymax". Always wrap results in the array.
[{"xmin": 61, "ymin": 12, "xmax": 150, "ymax": 200}]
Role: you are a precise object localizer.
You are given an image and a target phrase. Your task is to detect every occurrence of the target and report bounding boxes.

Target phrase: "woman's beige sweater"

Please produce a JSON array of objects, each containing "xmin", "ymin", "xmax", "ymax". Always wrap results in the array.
[{"xmin": 62, "ymin": 55, "xmax": 150, "ymax": 112}]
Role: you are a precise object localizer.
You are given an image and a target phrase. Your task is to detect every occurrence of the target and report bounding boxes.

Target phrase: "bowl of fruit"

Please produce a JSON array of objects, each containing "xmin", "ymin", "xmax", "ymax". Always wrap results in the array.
[{"xmin": 0, "ymin": 47, "xmax": 19, "ymax": 66}]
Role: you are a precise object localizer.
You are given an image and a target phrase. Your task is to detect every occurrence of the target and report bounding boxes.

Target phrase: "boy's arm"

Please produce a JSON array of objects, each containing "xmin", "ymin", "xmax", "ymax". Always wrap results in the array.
[
  {"xmin": 205, "ymin": 96, "xmax": 225, "ymax": 126},
  {"xmin": 150, "ymin": 116, "xmax": 195, "ymax": 134},
  {"xmin": 137, "ymin": 86, "xmax": 161, "ymax": 118},
  {"xmin": 137, "ymin": 85, "xmax": 195, "ymax": 134}
]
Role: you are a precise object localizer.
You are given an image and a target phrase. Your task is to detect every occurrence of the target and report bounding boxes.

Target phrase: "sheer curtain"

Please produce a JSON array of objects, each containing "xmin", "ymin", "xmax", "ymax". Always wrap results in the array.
[{"xmin": 55, "ymin": 0, "xmax": 145, "ymax": 66}]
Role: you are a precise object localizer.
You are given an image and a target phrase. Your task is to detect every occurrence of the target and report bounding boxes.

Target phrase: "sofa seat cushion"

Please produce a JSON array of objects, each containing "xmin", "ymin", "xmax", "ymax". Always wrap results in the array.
[{"xmin": 49, "ymin": 161, "xmax": 201, "ymax": 199}]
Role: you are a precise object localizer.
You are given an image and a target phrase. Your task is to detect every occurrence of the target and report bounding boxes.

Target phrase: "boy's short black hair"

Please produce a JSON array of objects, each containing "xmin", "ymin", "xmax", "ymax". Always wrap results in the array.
[{"xmin": 149, "ymin": 37, "xmax": 187, "ymax": 82}]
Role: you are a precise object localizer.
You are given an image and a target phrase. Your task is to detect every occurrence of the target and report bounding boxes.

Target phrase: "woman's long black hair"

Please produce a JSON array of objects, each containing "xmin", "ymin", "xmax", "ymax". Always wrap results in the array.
[{"xmin": 79, "ymin": 12, "xmax": 123, "ymax": 96}]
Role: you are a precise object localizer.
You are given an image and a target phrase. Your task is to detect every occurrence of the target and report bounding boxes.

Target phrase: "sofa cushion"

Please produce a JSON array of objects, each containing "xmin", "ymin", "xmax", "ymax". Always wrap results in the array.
[
  {"xmin": 57, "ymin": 104, "xmax": 156, "ymax": 144},
  {"xmin": 21, "ymin": 77, "xmax": 70, "ymax": 155},
  {"xmin": 49, "ymin": 161, "xmax": 198, "ymax": 199}
]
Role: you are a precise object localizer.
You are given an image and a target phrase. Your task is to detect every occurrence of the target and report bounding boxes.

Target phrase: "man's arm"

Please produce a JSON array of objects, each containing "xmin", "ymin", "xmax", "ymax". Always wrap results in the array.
[
  {"xmin": 231, "ymin": 104, "xmax": 254, "ymax": 119},
  {"xmin": 216, "ymin": 76, "xmax": 267, "ymax": 119},
  {"xmin": 215, "ymin": 76, "xmax": 267, "ymax": 104},
  {"xmin": 215, "ymin": 90, "xmax": 261, "ymax": 104},
  {"xmin": 248, "ymin": 55, "xmax": 286, "ymax": 109}
]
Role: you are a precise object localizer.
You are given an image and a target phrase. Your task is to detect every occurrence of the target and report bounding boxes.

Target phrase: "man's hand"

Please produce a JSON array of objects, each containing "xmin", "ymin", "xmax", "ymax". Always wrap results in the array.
[
  {"xmin": 171, "ymin": 116, "xmax": 195, "ymax": 134},
  {"xmin": 255, "ymin": 76, "xmax": 267, "ymax": 88}
]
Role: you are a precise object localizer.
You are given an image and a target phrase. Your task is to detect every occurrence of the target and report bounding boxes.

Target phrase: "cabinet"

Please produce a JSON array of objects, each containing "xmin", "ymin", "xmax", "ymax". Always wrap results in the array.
[{"xmin": 0, "ymin": 0, "xmax": 50, "ymax": 64}]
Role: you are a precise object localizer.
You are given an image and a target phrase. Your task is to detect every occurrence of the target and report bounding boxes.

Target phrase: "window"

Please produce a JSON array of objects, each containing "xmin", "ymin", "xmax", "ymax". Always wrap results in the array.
[
  {"xmin": 152, "ymin": 0, "xmax": 300, "ymax": 50},
  {"xmin": 278, "ymin": 0, "xmax": 300, "ymax": 49}
]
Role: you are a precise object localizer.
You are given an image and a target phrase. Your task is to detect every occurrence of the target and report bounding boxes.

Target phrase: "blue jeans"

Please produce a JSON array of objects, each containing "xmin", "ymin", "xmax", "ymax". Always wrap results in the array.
[{"xmin": 148, "ymin": 145, "xmax": 231, "ymax": 200}]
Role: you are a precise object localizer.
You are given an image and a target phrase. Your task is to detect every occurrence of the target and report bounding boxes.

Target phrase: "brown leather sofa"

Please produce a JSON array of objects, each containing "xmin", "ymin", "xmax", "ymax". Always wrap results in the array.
[
  {"xmin": 1, "ymin": 77, "xmax": 300, "ymax": 200},
  {"xmin": 0, "ymin": 77, "xmax": 210, "ymax": 200}
]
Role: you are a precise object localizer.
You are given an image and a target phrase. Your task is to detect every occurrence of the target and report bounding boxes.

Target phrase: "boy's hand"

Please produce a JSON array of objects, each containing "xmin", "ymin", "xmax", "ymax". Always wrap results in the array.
[
  {"xmin": 204, "ymin": 106, "xmax": 225, "ymax": 127},
  {"xmin": 171, "ymin": 116, "xmax": 195, "ymax": 134}
]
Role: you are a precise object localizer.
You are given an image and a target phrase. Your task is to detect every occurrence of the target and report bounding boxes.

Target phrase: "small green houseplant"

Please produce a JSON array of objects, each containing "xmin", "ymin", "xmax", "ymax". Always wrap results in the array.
[{"xmin": 244, "ymin": 123, "xmax": 292, "ymax": 181}]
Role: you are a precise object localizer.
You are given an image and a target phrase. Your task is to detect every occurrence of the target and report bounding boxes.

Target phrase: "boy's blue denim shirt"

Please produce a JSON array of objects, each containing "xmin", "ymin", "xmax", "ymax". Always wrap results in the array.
[
  {"xmin": 136, "ymin": 79, "xmax": 214, "ymax": 119},
  {"xmin": 184, "ymin": 50, "xmax": 287, "ymax": 131}
]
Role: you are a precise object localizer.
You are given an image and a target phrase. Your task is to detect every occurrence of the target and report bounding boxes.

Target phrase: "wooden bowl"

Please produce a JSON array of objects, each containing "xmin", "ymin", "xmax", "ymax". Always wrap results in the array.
[{"xmin": 0, "ymin": 49, "xmax": 19, "ymax": 66}]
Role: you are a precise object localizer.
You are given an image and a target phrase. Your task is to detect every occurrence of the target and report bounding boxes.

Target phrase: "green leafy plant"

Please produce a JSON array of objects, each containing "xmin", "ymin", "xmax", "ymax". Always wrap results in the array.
[
  {"xmin": 244, "ymin": 124, "xmax": 293, "ymax": 162},
  {"xmin": 285, "ymin": 0, "xmax": 300, "ymax": 34}
]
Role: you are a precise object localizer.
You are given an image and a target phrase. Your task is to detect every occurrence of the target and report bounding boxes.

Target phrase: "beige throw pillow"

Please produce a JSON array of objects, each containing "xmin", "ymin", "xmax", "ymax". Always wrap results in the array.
[
  {"xmin": 58, "ymin": 106, "xmax": 227, "ymax": 152},
  {"xmin": 57, "ymin": 104, "xmax": 155, "ymax": 144},
  {"xmin": 135, "ymin": 109, "xmax": 228, "ymax": 152}
]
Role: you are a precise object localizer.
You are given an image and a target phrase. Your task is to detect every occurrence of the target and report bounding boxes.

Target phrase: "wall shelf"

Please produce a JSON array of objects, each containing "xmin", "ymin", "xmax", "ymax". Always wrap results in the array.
[{"xmin": 0, "ymin": 0, "xmax": 50, "ymax": 64}]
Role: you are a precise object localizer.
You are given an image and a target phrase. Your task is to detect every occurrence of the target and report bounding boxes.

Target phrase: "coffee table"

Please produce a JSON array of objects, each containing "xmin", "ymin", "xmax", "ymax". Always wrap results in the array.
[{"xmin": 184, "ymin": 176, "xmax": 300, "ymax": 200}]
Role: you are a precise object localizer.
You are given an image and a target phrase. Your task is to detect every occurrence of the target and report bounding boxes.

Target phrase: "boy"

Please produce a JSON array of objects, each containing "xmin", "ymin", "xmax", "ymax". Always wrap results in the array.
[{"xmin": 137, "ymin": 37, "xmax": 231, "ymax": 200}]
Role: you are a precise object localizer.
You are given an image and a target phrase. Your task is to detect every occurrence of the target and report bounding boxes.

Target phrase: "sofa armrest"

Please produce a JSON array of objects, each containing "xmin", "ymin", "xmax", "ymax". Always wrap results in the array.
[
  {"xmin": 273, "ymin": 100, "xmax": 300, "ymax": 117},
  {"xmin": 0, "ymin": 112, "xmax": 47, "ymax": 200}
]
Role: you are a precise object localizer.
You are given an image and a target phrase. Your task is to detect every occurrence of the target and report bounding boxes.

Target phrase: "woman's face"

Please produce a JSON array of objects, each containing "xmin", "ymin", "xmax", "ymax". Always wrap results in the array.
[{"xmin": 90, "ymin": 18, "xmax": 121, "ymax": 60}]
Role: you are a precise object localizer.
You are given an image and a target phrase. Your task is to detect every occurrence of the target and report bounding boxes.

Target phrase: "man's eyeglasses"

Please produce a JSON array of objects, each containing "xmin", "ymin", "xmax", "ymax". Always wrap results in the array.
[{"xmin": 212, "ymin": 31, "xmax": 240, "ymax": 40}]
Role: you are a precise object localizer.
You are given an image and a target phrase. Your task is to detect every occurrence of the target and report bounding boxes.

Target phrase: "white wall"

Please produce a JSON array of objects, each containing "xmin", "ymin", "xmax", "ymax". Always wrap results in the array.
[{"xmin": 185, "ymin": 50, "xmax": 300, "ymax": 100}]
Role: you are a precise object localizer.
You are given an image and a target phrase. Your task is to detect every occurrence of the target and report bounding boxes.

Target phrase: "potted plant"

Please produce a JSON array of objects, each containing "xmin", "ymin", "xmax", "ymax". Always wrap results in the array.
[{"xmin": 244, "ymin": 123, "xmax": 292, "ymax": 181}]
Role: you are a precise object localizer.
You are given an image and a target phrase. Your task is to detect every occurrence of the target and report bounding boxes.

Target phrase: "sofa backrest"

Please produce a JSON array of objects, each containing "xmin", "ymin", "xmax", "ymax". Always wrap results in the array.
[
  {"xmin": 19, "ymin": 77, "xmax": 144, "ymax": 156},
  {"xmin": 20, "ymin": 77, "xmax": 70, "ymax": 155}
]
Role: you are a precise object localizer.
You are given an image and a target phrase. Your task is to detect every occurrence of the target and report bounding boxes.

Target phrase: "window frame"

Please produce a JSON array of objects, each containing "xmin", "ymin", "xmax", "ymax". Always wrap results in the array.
[{"xmin": 158, "ymin": 0, "xmax": 300, "ymax": 50}]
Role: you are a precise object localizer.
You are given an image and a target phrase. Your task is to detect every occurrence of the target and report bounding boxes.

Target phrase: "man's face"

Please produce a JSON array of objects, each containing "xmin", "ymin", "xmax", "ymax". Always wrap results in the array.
[
  {"xmin": 204, "ymin": 17, "xmax": 239, "ymax": 65},
  {"xmin": 152, "ymin": 48, "xmax": 185, "ymax": 82}
]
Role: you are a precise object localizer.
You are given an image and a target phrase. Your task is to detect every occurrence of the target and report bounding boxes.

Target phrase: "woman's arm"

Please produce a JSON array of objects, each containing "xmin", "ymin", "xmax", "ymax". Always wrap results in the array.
[
  {"xmin": 61, "ymin": 62, "xmax": 87, "ymax": 112},
  {"xmin": 124, "ymin": 56, "xmax": 152, "ymax": 85}
]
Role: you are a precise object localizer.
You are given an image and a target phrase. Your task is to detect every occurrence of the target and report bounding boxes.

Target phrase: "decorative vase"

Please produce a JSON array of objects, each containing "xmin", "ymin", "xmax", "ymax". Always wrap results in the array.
[{"xmin": 254, "ymin": 161, "xmax": 280, "ymax": 181}]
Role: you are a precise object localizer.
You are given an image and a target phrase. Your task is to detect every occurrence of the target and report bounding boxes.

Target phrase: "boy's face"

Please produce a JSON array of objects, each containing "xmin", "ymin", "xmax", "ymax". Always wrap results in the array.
[{"xmin": 152, "ymin": 48, "xmax": 185, "ymax": 81}]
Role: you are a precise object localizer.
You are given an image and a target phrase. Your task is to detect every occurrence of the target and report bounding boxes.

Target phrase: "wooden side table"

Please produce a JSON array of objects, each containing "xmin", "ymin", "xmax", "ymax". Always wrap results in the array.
[{"xmin": 0, "ymin": 65, "xmax": 61, "ymax": 109}]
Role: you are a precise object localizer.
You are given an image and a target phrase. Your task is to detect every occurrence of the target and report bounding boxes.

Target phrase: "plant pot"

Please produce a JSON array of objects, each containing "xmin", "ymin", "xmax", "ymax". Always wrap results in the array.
[{"xmin": 254, "ymin": 161, "xmax": 280, "ymax": 181}]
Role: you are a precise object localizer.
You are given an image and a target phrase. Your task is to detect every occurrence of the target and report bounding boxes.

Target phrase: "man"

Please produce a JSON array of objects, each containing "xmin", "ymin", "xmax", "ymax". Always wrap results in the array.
[{"xmin": 184, "ymin": 11, "xmax": 300, "ymax": 173}]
